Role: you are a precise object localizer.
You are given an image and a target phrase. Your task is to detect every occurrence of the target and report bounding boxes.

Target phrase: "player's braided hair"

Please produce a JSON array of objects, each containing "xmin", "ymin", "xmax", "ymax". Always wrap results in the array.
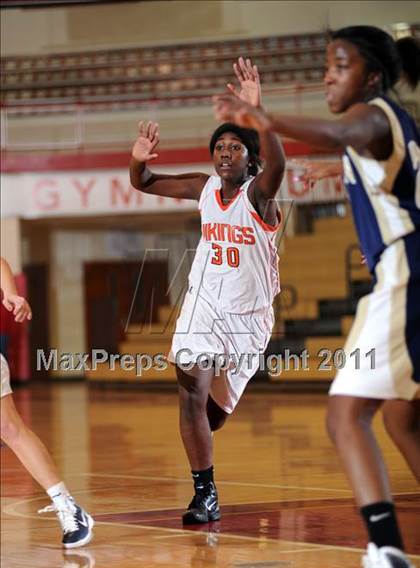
[
  {"xmin": 332, "ymin": 26, "xmax": 420, "ymax": 91},
  {"xmin": 209, "ymin": 123, "xmax": 262, "ymax": 177}
]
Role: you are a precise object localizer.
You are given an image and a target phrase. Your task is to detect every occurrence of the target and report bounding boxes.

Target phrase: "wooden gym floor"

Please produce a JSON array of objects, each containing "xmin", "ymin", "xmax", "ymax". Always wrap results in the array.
[{"xmin": 1, "ymin": 383, "xmax": 419, "ymax": 568}]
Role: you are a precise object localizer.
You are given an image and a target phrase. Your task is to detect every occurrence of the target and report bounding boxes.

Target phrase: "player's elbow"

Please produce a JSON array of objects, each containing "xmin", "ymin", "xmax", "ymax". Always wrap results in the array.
[
  {"xmin": 129, "ymin": 172, "xmax": 151, "ymax": 193},
  {"xmin": 129, "ymin": 175, "xmax": 141, "ymax": 191}
]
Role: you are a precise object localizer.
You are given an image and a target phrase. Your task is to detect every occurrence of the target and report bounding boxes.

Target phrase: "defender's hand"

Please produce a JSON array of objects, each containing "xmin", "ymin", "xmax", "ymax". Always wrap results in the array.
[{"xmin": 213, "ymin": 94, "xmax": 270, "ymax": 132}]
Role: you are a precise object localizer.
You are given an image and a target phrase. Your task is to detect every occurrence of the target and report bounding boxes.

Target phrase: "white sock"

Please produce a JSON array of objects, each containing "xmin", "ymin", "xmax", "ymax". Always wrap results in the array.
[{"xmin": 47, "ymin": 481, "xmax": 73, "ymax": 508}]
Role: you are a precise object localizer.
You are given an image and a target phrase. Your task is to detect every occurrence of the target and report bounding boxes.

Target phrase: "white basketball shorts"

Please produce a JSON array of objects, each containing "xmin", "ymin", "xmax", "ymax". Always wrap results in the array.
[
  {"xmin": 330, "ymin": 237, "xmax": 420, "ymax": 400},
  {"xmin": 169, "ymin": 289, "xmax": 274, "ymax": 413}
]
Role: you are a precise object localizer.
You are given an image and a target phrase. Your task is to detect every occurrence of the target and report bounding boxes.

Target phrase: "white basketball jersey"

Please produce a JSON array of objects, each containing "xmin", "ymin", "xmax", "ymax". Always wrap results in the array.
[{"xmin": 188, "ymin": 175, "xmax": 280, "ymax": 314}]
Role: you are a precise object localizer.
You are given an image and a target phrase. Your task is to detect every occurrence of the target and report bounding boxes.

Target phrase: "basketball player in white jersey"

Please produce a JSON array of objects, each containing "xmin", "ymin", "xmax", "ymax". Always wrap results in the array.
[
  {"xmin": 1, "ymin": 256, "xmax": 94, "ymax": 548},
  {"xmin": 130, "ymin": 58, "xmax": 285, "ymax": 524},
  {"xmin": 214, "ymin": 27, "xmax": 419, "ymax": 568}
]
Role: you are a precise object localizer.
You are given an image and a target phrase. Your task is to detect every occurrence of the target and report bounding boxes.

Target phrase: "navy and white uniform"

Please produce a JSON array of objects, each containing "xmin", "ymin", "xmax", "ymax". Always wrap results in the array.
[
  {"xmin": 170, "ymin": 175, "xmax": 280, "ymax": 413},
  {"xmin": 331, "ymin": 96, "xmax": 420, "ymax": 400}
]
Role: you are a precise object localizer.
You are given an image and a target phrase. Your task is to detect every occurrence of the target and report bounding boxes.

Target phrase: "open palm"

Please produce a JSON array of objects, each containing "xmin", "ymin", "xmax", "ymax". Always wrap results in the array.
[
  {"xmin": 228, "ymin": 57, "xmax": 261, "ymax": 108},
  {"xmin": 214, "ymin": 94, "xmax": 270, "ymax": 132},
  {"xmin": 132, "ymin": 121, "xmax": 159, "ymax": 162}
]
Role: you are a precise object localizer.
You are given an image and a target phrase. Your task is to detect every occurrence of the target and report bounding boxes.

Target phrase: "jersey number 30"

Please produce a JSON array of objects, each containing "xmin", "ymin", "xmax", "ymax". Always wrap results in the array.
[{"xmin": 211, "ymin": 243, "xmax": 240, "ymax": 267}]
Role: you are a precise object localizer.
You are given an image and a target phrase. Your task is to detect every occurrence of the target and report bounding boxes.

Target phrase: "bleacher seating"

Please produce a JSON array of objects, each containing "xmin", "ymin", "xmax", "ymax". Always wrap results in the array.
[
  {"xmin": 3, "ymin": 24, "xmax": 419, "ymax": 112},
  {"xmin": 1, "ymin": 32, "xmax": 329, "ymax": 109}
]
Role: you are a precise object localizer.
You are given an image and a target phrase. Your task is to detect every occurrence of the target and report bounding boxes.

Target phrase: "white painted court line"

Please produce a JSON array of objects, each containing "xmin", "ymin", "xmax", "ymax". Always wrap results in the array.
[
  {"xmin": 3, "ymin": 496, "xmax": 419, "ymax": 561},
  {"xmin": 0, "ymin": 492, "xmax": 352, "ymax": 522},
  {"xmin": 79, "ymin": 518, "xmax": 367, "ymax": 553},
  {"xmin": 79, "ymin": 472, "xmax": 353, "ymax": 494}
]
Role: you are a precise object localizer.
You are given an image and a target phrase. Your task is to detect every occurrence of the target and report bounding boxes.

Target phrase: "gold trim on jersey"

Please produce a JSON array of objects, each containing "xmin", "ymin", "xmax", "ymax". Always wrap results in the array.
[
  {"xmin": 345, "ymin": 97, "xmax": 415, "ymax": 246},
  {"xmin": 384, "ymin": 240, "xmax": 413, "ymax": 388},
  {"xmin": 369, "ymin": 97, "xmax": 405, "ymax": 192}
]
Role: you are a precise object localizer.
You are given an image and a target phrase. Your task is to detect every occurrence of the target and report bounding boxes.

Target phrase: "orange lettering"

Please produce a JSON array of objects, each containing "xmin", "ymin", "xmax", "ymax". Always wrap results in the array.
[
  {"xmin": 231, "ymin": 226, "xmax": 243, "ymax": 244},
  {"xmin": 242, "ymin": 227, "xmax": 256, "ymax": 245},
  {"xmin": 207, "ymin": 224, "xmax": 218, "ymax": 241}
]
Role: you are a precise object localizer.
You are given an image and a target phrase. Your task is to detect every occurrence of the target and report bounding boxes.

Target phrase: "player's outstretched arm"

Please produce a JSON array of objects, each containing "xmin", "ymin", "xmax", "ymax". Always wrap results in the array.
[
  {"xmin": 0, "ymin": 257, "xmax": 32, "ymax": 323},
  {"xmin": 252, "ymin": 126, "xmax": 285, "ymax": 200},
  {"xmin": 213, "ymin": 95, "xmax": 391, "ymax": 156},
  {"xmin": 293, "ymin": 159, "xmax": 344, "ymax": 189},
  {"xmin": 228, "ymin": 58, "xmax": 285, "ymax": 204},
  {"xmin": 130, "ymin": 121, "xmax": 209, "ymax": 200}
]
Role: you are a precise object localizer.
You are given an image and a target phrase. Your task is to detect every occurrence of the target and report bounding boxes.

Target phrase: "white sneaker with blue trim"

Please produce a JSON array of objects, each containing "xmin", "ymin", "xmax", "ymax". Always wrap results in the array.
[{"xmin": 39, "ymin": 498, "xmax": 94, "ymax": 548}]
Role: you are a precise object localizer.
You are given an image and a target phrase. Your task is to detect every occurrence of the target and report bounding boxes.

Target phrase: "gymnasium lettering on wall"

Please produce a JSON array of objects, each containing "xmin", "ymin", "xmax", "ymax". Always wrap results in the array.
[{"xmin": 1, "ymin": 165, "xmax": 344, "ymax": 218}]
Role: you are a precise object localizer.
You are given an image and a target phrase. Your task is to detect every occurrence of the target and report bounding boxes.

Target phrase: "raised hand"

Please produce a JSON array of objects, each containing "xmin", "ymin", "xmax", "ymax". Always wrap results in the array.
[
  {"xmin": 291, "ymin": 160, "xmax": 343, "ymax": 189},
  {"xmin": 2, "ymin": 294, "xmax": 32, "ymax": 323},
  {"xmin": 213, "ymin": 93, "xmax": 270, "ymax": 132},
  {"xmin": 131, "ymin": 121, "xmax": 159, "ymax": 163},
  {"xmin": 227, "ymin": 57, "xmax": 261, "ymax": 108}
]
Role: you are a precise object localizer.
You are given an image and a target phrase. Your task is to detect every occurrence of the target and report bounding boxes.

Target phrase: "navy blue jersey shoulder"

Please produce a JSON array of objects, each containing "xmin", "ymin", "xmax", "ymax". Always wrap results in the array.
[
  {"xmin": 383, "ymin": 95, "xmax": 420, "ymax": 207},
  {"xmin": 343, "ymin": 95, "xmax": 420, "ymax": 274}
]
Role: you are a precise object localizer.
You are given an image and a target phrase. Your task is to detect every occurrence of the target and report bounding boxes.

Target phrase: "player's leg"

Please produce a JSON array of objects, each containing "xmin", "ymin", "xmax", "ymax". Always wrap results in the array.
[
  {"xmin": 176, "ymin": 363, "xmax": 221, "ymax": 524},
  {"xmin": 327, "ymin": 395, "xmax": 390, "ymax": 504},
  {"xmin": 1, "ymin": 390, "xmax": 94, "ymax": 548},
  {"xmin": 382, "ymin": 399, "xmax": 420, "ymax": 481},
  {"xmin": 1, "ymin": 393, "xmax": 61, "ymax": 489},
  {"xmin": 177, "ymin": 363, "xmax": 215, "ymax": 470},
  {"xmin": 326, "ymin": 395, "xmax": 408, "ymax": 561},
  {"xmin": 207, "ymin": 395, "xmax": 229, "ymax": 432},
  {"xmin": 327, "ymin": 252, "xmax": 419, "ymax": 566}
]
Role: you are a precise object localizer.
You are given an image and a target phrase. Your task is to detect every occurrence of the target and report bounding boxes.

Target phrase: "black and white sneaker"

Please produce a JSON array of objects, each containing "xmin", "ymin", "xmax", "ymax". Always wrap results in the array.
[
  {"xmin": 362, "ymin": 543, "xmax": 414, "ymax": 568},
  {"xmin": 182, "ymin": 481, "xmax": 221, "ymax": 524},
  {"xmin": 39, "ymin": 498, "xmax": 94, "ymax": 548}
]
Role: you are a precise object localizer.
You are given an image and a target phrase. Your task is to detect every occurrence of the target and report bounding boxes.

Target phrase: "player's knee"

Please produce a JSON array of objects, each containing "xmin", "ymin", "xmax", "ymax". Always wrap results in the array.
[
  {"xmin": 326, "ymin": 396, "xmax": 347, "ymax": 443},
  {"xmin": 178, "ymin": 386, "xmax": 208, "ymax": 418},
  {"xmin": 0, "ymin": 414, "xmax": 22, "ymax": 445},
  {"xmin": 326, "ymin": 411, "xmax": 360, "ymax": 445},
  {"xmin": 177, "ymin": 367, "xmax": 209, "ymax": 408},
  {"xmin": 178, "ymin": 378, "xmax": 206, "ymax": 401},
  {"xmin": 326, "ymin": 399, "xmax": 374, "ymax": 444}
]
